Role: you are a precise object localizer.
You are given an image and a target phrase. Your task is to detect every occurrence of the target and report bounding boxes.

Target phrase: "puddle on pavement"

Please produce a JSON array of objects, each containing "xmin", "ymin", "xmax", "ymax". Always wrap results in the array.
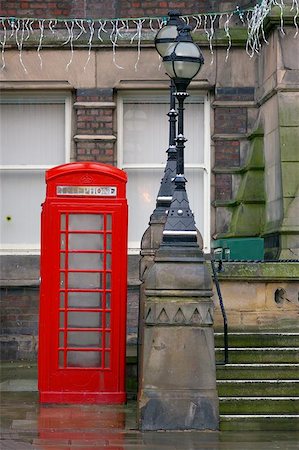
[{"xmin": 1, "ymin": 392, "xmax": 299, "ymax": 449}]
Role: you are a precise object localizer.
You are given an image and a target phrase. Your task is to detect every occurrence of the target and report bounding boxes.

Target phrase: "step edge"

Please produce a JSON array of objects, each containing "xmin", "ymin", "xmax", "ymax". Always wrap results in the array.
[
  {"xmin": 216, "ymin": 347, "xmax": 299, "ymax": 350},
  {"xmin": 215, "ymin": 333, "xmax": 299, "ymax": 336},
  {"xmin": 217, "ymin": 379, "xmax": 299, "ymax": 383},
  {"xmin": 220, "ymin": 414, "xmax": 299, "ymax": 418},
  {"xmin": 219, "ymin": 396, "xmax": 299, "ymax": 400},
  {"xmin": 217, "ymin": 363, "xmax": 299, "ymax": 367}
]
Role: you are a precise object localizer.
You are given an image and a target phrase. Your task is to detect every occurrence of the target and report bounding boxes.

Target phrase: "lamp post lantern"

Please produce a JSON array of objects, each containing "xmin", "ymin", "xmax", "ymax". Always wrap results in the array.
[{"xmin": 154, "ymin": 10, "xmax": 183, "ymax": 57}]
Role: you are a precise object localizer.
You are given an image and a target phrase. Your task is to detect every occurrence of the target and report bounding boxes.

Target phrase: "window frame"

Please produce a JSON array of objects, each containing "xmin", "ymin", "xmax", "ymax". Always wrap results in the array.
[
  {"xmin": 117, "ymin": 89, "xmax": 211, "ymax": 254},
  {"xmin": 0, "ymin": 91, "xmax": 72, "ymax": 254}
]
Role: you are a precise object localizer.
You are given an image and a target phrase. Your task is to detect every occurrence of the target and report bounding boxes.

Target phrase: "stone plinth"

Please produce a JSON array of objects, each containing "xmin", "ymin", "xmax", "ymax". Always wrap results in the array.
[{"xmin": 138, "ymin": 244, "xmax": 219, "ymax": 431}]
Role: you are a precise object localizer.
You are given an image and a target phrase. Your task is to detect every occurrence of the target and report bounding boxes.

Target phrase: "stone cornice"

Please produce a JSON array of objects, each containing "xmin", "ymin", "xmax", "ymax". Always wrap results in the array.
[
  {"xmin": 1, "ymin": 9, "xmax": 297, "ymax": 51},
  {"xmin": 213, "ymin": 261, "xmax": 299, "ymax": 281}
]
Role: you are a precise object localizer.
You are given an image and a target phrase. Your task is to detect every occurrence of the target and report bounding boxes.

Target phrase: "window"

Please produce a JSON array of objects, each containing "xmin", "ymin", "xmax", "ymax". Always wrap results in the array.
[
  {"xmin": 0, "ymin": 92, "xmax": 71, "ymax": 253},
  {"xmin": 117, "ymin": 90, "xmax": 210, "ymax": 253}
]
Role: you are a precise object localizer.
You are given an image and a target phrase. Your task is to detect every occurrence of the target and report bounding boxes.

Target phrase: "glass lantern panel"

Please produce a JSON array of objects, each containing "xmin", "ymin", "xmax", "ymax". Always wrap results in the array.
[
  {"xmin": 173, "ymin": 60, "xmax": 201, "ymax": 79},
  {"xmin": 163, "ymin": 60, "xmax": 176, "ymax": 78},
  {"xmin": 176, "ymin": 41, "xmax": 201, "ymax": 58},
  {"xmin": 155, "ymin": 26, "xmax": 178, "ymax": 57}
]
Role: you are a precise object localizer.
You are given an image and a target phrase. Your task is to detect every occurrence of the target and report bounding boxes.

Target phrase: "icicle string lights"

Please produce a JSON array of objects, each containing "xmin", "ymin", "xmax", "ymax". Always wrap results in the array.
[
  {"xmin": 0, "ymin": 1, "xmax": 298, "ymax": 72},
  {"xmin": 246, "ymin": 0, "xmax": 299, "ymax": 56},
  {"xmin": 0, "ymin": 18, "xmax": 7, "ymax": 70}
]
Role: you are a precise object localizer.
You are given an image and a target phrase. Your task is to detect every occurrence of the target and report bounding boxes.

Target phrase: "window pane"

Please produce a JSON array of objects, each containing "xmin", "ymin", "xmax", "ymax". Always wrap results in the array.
[
  {"xmin": 185, "ymin": 168, "xmax": 205, "ymax": 242},
  {"xmin": 121, "ymin": 93, "xmax": 207, "ymax": 250},
  {"xmin": 125, "ymin": 168, "xmax": 204, "ymax": 248},
  {"xmin": 184, "ymin": 104, "xmax": 204, "ymax": 164},
  {"xmin": 123, "ymin": 97, "xmax": 204, "ymax": 165},
  {"xmin": 68, "ymin": 292, "xmax": 103, "ymax": 309},
  {"xmin": 68, "ymin": 253, "xmax": 104, "ymax": 270},
  {"xmin": 68, "ymin": 234, "xmax": 104, "ymax": 251},
  {"xmin": 0, "ymin": 103, "xmax": 65, "ymax": 165},
  {"xmin": 67, "ymin": 311, "xmax": 102, "ymax": 328},
  {"xmin": 68, "ymin": 272, "xmax": 103, "ymax": 289},
  {"xmin": 123, "ymin": 103, "xmax": 169, "ymax": 165},
  {"xmin": 68, "ymin": 214, "xmax": 104, "ymax": 231},
  {"xmin": 67, "ymin": 331, "xmax": 102, "ymax": 348},
  {"xmin": 0, "ymin": 170, "xmax": 45, "ymax": 246},
  {"xmin": 67, "ymin": 351, "xmax": 101, "ymax": 368}
]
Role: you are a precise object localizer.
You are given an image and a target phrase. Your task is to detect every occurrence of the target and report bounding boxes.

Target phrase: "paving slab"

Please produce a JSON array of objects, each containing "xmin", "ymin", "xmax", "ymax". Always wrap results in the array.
[{"xmin": 0, "ymin": 391, "xmax": 299, "ymax": 449}]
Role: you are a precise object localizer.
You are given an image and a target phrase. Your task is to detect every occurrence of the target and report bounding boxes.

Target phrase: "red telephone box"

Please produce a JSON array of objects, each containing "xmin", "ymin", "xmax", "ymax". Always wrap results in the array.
[{"xmin": 38, "ymin": 163, "xmax": 128, "ymax": 404}]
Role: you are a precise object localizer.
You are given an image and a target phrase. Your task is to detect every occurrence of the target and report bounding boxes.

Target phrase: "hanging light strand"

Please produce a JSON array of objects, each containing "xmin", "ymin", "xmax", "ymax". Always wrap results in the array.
[{"xmin": 0, "ymin": 2, "xmax": 297, "ymax": 72}]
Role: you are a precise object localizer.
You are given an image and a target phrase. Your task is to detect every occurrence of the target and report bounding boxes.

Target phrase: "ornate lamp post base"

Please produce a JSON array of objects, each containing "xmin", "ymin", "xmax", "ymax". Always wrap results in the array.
[{"xmin": 138, "ymin": 243, "xmax": 219, "ymax": 431}]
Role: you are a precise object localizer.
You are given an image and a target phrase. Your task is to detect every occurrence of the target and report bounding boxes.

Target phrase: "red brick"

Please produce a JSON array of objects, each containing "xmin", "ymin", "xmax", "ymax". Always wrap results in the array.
[
  {"xmin": 214, "ymin": 108, "xmax": 247, "ymax": 134},
  {"xmin": 215, "ymin": 140, "xmax": 240, "ymax": 167},
  {"xmin": 215, "ymin": 174, "xmax": 232, "ymax": 200},
  {"xmin": 20, "ymin": 2, "xmax": 29, "ymax": 9}
]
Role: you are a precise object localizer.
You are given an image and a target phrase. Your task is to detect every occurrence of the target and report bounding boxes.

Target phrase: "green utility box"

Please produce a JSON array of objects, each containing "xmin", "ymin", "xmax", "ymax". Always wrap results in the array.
[{"xmin": 212, "ymin": 237, "xmax": 264, "ymax": 261}]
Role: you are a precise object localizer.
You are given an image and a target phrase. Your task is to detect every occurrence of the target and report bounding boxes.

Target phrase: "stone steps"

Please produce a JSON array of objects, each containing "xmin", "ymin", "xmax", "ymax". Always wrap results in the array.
[
  {"xmin": 220, "ymin": 415, "xmax": 299, "ymax": 431},
  {"xmin": 217, "ymin": 363, "xmax": 299, "ymax": 379},
  {"xmin": 215, "ymin": 332, "xmax": 299, "ymax": 348},
  {"xmin": 218, "ymin": 380, "xmax": 299, "ymax": 396},
  {"xmin": 216, "ymin": 332, "xmax": 299, "ymax": 431},
  {"xmin": 219, "ymin": 397, "xmax": 299, "ymax": 414},
  {"xmin": 216, "ymin": 347, "xmax": 299, "ymax": 364}
]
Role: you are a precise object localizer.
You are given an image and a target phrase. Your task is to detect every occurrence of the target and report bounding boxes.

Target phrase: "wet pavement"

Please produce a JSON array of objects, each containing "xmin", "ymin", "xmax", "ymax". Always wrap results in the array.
[{"xmin": 0, "ymin": 392, "xmax": 299, "ymax": 450}]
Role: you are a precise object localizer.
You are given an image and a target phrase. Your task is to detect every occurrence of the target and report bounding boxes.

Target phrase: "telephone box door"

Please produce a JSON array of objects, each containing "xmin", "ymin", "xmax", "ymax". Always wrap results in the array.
[{"xmin": 38, "ymin": 163, "xmax": 128, "ymax": 404}]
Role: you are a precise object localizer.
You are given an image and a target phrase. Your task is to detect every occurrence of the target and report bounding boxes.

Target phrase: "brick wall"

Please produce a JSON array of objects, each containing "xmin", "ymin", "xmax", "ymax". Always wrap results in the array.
[
  {"xmin": 214, "ymin": 107, "xmax": 247, "ymax": 135},
  {"xmin": 74, "ymin": 88, "xmax": 116, "ymax": 164},
  {"xmin": 0, "ymin": 286, "xmax": 139, "ymax": 361},
  {"xmin": 0, "ymin": 0, "xmax": 257, "ymax": 19},
  {"xmin": 213, "ymin": 87, "xmax": 255, "ymax": 203},
  {"xmin": 215, "ymin": 174, "xmax": 232, "ymax": 201},
  {"xmin": 215, "ymin": 140, "xmax": 240, "ymax": 167},
  {"xmin": 0, "ymin": 287, "xmax": 39, "ymax": 361}
]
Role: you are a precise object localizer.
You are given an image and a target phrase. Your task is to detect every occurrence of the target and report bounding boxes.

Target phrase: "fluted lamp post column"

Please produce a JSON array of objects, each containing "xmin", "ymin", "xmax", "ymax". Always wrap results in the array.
[{"xmin": 138, "ymin": 23, "xmax": 219, "ymax": 431}]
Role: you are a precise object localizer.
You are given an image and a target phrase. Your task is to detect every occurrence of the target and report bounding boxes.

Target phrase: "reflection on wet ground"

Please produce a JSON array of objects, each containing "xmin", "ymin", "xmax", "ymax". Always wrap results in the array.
[{"xmin": 0, "ymin": 392, "xmax": 299, "ymax": 449}]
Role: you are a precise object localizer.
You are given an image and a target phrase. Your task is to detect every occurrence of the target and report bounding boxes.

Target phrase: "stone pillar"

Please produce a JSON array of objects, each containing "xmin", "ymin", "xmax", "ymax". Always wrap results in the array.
[{"xmin": 138, "ymin": 243, "xmax": 219, "ymax": 431}]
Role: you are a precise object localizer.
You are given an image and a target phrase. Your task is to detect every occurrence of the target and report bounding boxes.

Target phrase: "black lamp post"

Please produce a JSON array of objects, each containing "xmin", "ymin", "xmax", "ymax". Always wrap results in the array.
[
  {"xmin": 149, "ymin": 10, "xmax": 184, "ymax": 221},
  {"xmin": 148, "ymin": 79, "xmax": 177, "ymax": 221},
  {"xmin": 161, "ymin": 25, "xmax": 204, "ymax": 244}
]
